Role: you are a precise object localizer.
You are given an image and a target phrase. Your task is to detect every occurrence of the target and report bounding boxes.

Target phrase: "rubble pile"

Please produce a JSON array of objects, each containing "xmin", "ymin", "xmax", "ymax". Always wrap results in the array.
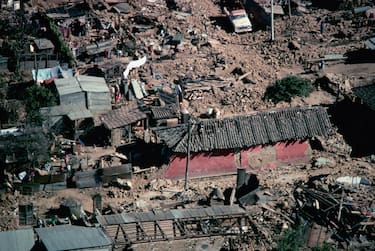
[
  {"xmin": 294, "ymin": 176, "xmax": 375, "ymax": 249},
  {"xmin": 0, "ymin": 193, "xmax": 20, "ymax": 231}
]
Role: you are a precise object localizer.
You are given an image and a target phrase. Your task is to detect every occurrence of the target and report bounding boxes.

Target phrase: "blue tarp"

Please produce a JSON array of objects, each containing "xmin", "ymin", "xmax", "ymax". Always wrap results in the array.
[{"xmin": 32, "ymin": 66, "xmax": 73, "ymax": 83}]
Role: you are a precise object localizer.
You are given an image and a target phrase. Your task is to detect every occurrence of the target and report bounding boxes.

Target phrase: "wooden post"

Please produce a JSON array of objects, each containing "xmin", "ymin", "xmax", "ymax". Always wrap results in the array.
[
  {"xmin": 271, "ymin": 0, "xmax": 275, "ymax": 41},
  {"xmin": 184, "ymin": 121, "xmax": 191, "ymax": 191},
  {"xmin": 288, "ymin": 0, "xmax": 291, "ymax": 17}
]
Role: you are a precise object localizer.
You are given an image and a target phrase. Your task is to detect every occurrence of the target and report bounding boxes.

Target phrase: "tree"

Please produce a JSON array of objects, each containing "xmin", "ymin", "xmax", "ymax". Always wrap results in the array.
[
  {"xmin": 24, "ymin": 85, "xmax": 57, "ymax": 125},
  {"xmin": 264, "ymin": 75, "xmax": 314, "ymax": 103}
]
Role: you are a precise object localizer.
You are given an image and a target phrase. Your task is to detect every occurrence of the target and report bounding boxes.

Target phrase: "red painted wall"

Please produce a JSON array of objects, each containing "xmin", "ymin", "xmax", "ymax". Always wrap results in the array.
[
  {"xmin": 164, "ymin": 150, "xmax": 236, "ymax": 179},
  {"xmin": 165, "ymin": 141, "xmax": 311, "ymax": 179},
  {"xmin": 275, "ymin": 141, "xmax": 311, "ymax": 162}
]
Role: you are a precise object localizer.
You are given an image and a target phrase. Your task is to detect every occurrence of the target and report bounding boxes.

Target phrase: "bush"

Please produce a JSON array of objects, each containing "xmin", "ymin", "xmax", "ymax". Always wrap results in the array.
[
  {"xmin": 264, "ymin": 75, "xmax": 314, "ymax": 103},
  {"xmin": 275, "ymin": 227, "xmax": 305, "ymax": 251},
  {"xmin": 24, "ymin": 85, "xmax": 57, "ymax": 125}
]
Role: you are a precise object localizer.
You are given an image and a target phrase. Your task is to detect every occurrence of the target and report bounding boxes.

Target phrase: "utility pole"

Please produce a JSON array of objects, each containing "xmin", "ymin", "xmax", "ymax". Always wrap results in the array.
[
  {"xmin": 271, "ymin": 0, "xmax": 275, "ymax": 41},
  {"xmin": 288, "ymin": 0, "xmax": 291, "ymax": 17},
  {"xmin": 184, "ymin": 120, "xmax": 191, "ymax": 191}
]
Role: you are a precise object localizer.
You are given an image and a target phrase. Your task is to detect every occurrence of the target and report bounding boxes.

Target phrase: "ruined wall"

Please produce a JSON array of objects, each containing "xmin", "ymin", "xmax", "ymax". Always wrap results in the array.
[{"xmin": 165, "ymin": 141, "xmax": 311, "ymax": 179}]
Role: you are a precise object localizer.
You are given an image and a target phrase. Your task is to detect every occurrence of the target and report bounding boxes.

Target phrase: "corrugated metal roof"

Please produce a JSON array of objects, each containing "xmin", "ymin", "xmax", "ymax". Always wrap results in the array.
[
  {"xmin": 98, "ymin": 205, "xmax": 246, "ymax": 225},
  {"xmin": 87, "ymin": 92, "xmax": 112, "ymax": 114},
  {"xmin": 365, "ymin": 37, "xmax": 375, "ymax": 50},
  {"xmin": 40, "ymin": 104, "xmax": 87, "ymax": 116},
  {"xmin": 67, "ymin": 109, "xmax": 93, "ymax": 121},
  {"xmin": 0, "ymin": 228, "xmax": 35, "ymax": 251},
  {"xmin": 35, "ymin": 225, "xmax": 112, "ymax": 251},
  {"xmin": 55, "ymin": 77, "xmax": 82, "ymax": 96},
  {"xmin": 131, "ymin": 79, "xmax": 144, "ymax": 99},
  {"xmin": 40, "ymin": 105, "xmax": 93, "ymax": 121},
  {"xmin": 77, "ymin": 75, "xmax": 109, "ymax": 93}
]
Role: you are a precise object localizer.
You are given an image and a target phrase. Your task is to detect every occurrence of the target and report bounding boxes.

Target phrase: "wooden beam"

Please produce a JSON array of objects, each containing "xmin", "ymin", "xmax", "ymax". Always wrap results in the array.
[
  {"xmin": 136, "ymin": 222, "xmax": 148, "ymax": 241},
  {"xmin": 155, "ymin": 221, "xmax": 167, "ymax": 239},
  {"xmin": 119, "ymin": 224, "xmax": 131, "ymax": 244}
]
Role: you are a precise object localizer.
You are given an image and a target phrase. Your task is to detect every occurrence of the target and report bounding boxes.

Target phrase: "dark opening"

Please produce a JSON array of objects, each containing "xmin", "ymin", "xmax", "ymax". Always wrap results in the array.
[
  {"xmin": 328, "ymin": 98, "xmax": 375, "ymax": 157},
  {"xmin": 117, "ymin": 140, "xmax": 168, "ymax": 168}
]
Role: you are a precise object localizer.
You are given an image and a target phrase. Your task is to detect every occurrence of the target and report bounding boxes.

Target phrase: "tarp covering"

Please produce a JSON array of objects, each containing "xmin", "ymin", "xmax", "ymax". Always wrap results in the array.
[{"xmin": 32, "ymin": 66, "xmax": 73, "ymax": 84}]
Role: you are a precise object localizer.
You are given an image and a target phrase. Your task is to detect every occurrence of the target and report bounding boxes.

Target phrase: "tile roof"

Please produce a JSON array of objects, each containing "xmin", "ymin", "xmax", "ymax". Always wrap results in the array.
[
  {"xmin": 150, "ymin": 103, "xmax": 180, "ymax": 119},
  {"xmin": 153, "ymin": 106, "xmax": 332, "ymax": 153},
  {"xmin": 352, "ymin": 84, "xmax": 375, "ymax": 111},
  {"xmin": 99, "ymin": 104, "xmax": 147, "ymax": 129}
]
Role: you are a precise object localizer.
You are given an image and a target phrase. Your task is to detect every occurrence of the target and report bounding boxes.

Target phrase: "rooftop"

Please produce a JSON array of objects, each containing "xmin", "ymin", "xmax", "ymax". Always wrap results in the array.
[
  {"xmin": 35, "ymin": 225, "xmax": 112, "ymax": 251},
  {"xmin": 0, "ymin": 228, "xmax": 35, "ymax": 251},
  {"xmin": 151, "ymin": 103, "xmax": 180, "ymax": 120},
  {"xmin": 99, "ymin": 102, "xmax": 147, "ymax": 129},
  {"xmin": 352, "ymin": 83, "xmax": 375, "ymax": 111},
  {"xmin": 153, "ymin": 106, "xmax": 332, "ymax": 153},
  {"xmin": 33, "ymin": 38, "xmax": 55, "ymax": 50},
  {"xmin": 97, "ymin": 205, "xmax": 246, "ymax": 226}
]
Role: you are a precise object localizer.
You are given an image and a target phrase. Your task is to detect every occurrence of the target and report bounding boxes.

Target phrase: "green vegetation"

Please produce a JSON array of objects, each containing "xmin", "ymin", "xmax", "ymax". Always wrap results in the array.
[
  {"xmin": 275, "ymin": 226, "xmax": 305, "ymax": 251},
  {"xmin": 264, "ymin": 75, "xmax": 314, "ymax": 103},
  {"xmin": 312, "ymin": 242, "xmax": 336, "ymax": 251},
  {"xmin": 32, "ymin": 13, "xmax": 75, "ymax": 66},
  {"xmin": 275, "ymin": 225, "xmax": 336, "ymax": 251},
  {"xmin": 44, "ymin": 15, "xmax": 75, "ymax": 66},
  {"xmin": 1, "ymin": 38, "xmax": 28, "ymax": 72},
  {"xmin": 24, "ymin": 85, "xmax": 57, "ymax": 125}
]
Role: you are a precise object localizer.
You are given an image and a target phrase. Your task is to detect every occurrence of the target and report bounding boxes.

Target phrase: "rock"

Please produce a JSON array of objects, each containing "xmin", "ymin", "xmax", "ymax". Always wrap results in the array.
[
  {"xmin": 312, "ymin": 157, "xmax": 336, "ymax": 168},
  {"xmin": 112, "ymin": 178, "xmax": 132, "ymax": 190},
  {"xmin": 288, "ymin": 40, "xmax": 301, "ymax": 50}
]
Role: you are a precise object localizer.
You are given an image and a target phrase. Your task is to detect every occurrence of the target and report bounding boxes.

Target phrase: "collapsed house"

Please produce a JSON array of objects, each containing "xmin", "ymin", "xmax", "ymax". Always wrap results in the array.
[
  {"xmin": 330, "ymin": 83, "xmax": 375, "ymax": 156},
  {"xmin": 153, "ymin": 106, "xmax": 332, "ymax": 179},
  {"xmin": 97, "ymin": 205, "xmax": 251, "ymax": 248},
  {"xmin": 95, "ymin": 101, "xmax": 147, "ymax": 147}
]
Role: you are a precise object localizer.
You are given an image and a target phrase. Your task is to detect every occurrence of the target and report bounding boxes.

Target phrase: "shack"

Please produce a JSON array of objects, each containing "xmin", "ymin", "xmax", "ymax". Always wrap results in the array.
[
  {"xmin": 153, "ymin": 106, "xmax": 332, "ymax": 179},
  {"xmin": 41, "ymin": 75, "xmax": 111, "ymax": 138},
  {"xmin": 0, "ymin": 228, "xmax": 35, "ymax": 251},
  {"xmin": 96, "ymin": 101, "xmax": 147, "ymax": 147},
  {"xmin": 32, "ymin": 38, "xmax": 55, "ymax": 55},
  {"xmin": 35, "ymin": 225, "xmax": 112, "ymax": 251}
]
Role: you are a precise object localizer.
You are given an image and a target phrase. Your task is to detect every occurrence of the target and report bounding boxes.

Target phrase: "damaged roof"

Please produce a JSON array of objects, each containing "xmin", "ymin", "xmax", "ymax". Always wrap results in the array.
[
  {"xmin": 151, "ymin": 103, "xmax": 179, "ymax": 120},
  {"xmin": 352, "ymin": 84, "xmax": 375, "ymax": 111},
  {"xmin": 153, "ymin": 106, "xmax": 332, "ymax": 153},
  {"xmin": 99, "ymin": 102, "xmax": 147, "ymax": 129},
  {"xmin": 97, "ymin": 205, "xmax": 246, "ymax": 226}
]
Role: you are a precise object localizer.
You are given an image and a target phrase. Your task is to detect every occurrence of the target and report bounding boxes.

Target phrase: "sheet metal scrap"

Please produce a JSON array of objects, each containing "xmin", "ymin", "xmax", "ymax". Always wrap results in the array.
[{"xmin": 293, "ymin": 179, "xmax": 374, "ymax": 244}]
